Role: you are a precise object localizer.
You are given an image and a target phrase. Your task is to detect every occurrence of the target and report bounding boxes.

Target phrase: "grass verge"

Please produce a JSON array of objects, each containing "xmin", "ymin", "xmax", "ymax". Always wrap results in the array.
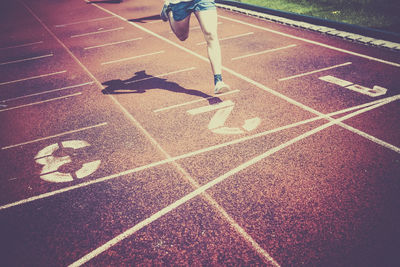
[{"xmin": 229, "ymin": 0, "xmax": 400, "ymax": 34}]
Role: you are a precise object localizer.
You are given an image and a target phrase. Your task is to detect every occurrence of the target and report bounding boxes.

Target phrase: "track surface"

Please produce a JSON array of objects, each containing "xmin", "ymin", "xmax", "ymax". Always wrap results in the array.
[{"xmin": 1, "ymin": 0, "xmax": 399, "ymax": 266}]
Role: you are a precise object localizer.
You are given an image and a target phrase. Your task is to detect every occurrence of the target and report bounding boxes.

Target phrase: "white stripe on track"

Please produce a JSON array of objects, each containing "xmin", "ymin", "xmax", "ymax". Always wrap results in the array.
[
  {"xmin": 231, "ymin": 44, "xmax": 296, "ymax": 60},
  {"xmin": 84, "ymin": 37, "xmax": 143, "ymax": 50},
  {"xmin": 101, "ymin": 50, "xmax": 164, "ymax": 65},
  {"xmin": 1, "ymin": 122, "xmax": 107, "ymax": 150},
  {"xmin": 0, "ymin": 54, "xmax": 53, "ymax": 66},
  {"xmin": 1, "ymin": 95, "xmax": 397, "ymax": 209},
  {"xmin": 219, "ymin": 15, "xmax": 400, "ymax": 68},
  {"xmin": 0, "ymin": 92, "xmax": 82, "ymax": 113},
  {"xmin": 0, "ymin": 71, "xmax": 67, "ymax": 86},
  {"xmin": 0, "ymin": 41, "xmax": 43, "ymax": 50},
  {"xmin": 54, "ymin": 16, "xmax": 115, "ymax": 27},
  {"xmin": 1, "ymin": 82, "xmax": 94, "ymax": 102},
  {"xmin": 278, "ymin": 62, "xmax": 352, "ymax": 81},
  {"xmin": 69, "ymin": 94, "xmax": 398, "ymax": 267},
  {"xmin": 71, "ymin": 27, "xmax": 124, "ymax": 38},
  {"xmin": 83, "ymin": 0, "xmax": 399, "ymax": 154}
]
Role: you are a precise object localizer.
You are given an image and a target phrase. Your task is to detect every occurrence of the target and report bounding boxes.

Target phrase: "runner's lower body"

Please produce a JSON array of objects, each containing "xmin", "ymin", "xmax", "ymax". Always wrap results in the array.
[{"xmin": 161, "ymin": 0, "xmax": 230, "ymax": 94}]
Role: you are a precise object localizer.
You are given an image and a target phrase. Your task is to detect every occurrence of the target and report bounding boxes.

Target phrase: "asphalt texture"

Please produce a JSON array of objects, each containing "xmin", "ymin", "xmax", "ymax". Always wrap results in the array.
[{"xmin": 0, "ymin": 0, "xmax": 399, "ymax": 266}]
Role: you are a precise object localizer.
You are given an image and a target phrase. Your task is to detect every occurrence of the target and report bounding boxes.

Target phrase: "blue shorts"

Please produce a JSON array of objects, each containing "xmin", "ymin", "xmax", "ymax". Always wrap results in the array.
[{"xmin": 170, "ymin": 0, "xmax": 216, "ymax": 21}]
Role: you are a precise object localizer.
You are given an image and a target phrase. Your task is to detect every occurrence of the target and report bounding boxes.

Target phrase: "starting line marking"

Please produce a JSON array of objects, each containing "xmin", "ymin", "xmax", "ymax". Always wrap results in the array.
[
  {"xmin": 54, "ymin": 16, "xmax": 115, "ymax": 27},
  {"xmin": 278, "ymin": 62, "xmax": 352, "ymax": 81},
  {"xmin": 1, "ymin": 82, "xmax": 94, "ymax": 103},
  {"xmin": 0, "ymin": 92, "xmax": 82, "ymax": 113},
  {"xmin": 196, "ymin": 32, "xmax": 254, "ymax": 45},
  {"xmin": 1, "ymin": 95, "xmax": 398, "ymax": 210},
  {"xmin": 0, "ymin": 70, "xmax": 67, "ymax": 86},
  {"xmin": 101, "ymin": 50, "xmax": 164, "ymax": 65},
  {"xmin": 84, "ymin": 37, "xmax": 143, "ymax": 50},
  {"xmin": 125, "ymin": 67, "xmax": 196, "ymax": 84},
  {"xmin": 71, "ymin": 27, "xmax": 124, "ymax": 38},
  {"xmin": 0, "ymin": 53, "xmax": 54, "ymax": 66},
  {"xmin": 153, "ymin": 89, "xmax": 239, "ymax": 113},
  {"xmin": 231, "ymin": 44, "xmax": 296, "ymax": 61},
  {"xmin": 69, "ymin": 94, "xmax": 398, "ymax": 267},
  {"xmin": 0, "ymin": 41, "xmax": 43, "ymax": 50},
  {"xmin": 219, "ymin": 15, "xmax": 400, "ymax": 68},
  {"xmin": 1, "ymin": 122, "xmax": 108, "ymax": 150}
]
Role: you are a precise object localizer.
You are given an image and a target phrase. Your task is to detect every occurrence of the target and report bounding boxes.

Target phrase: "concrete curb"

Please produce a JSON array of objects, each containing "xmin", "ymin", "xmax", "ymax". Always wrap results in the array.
[{"xmin": 215, "ymin": 1, "xmax": 400, "ymax": 51}]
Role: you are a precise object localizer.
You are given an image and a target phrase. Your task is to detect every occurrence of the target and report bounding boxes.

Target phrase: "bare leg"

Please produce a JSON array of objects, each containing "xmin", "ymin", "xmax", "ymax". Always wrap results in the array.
[
  {"xmin": 194, "ymin": 9, "xmax": 221, "ymax": 75},
  {"xmin": 168, "ymin": 12, "xmax": 191, "ymax": 41}
]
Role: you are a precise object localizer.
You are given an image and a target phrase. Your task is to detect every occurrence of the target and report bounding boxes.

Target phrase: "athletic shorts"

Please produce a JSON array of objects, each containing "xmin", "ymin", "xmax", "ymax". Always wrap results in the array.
[{"xmin": 170, "ymin": 0, "xmax": 216, "ymax": 21}]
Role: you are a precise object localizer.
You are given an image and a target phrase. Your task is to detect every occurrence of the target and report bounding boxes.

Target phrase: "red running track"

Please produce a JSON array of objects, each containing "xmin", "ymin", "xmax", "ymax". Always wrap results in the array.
[{"xmin": 0, "ymin": 0, "xmax": 399, "ymax": 266}]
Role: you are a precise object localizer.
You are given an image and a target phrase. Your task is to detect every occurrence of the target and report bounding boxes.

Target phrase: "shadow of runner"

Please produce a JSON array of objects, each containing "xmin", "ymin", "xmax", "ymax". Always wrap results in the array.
[
  {"xmin": 129, "ymin": 15, "xmax": 161, "ymax": 23},
  {"xmin": 101, "ymin": 70, "xmax": 222, "ymax": 105}
]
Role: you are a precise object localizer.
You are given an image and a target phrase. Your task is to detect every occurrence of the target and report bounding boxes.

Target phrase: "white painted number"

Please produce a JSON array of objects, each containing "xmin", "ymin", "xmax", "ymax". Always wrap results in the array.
[
  {"xmin": 188, "ymin": 100, "xmax": 261, "ymax": 135},
  {"xmin": 35, "ymin": 140, "xmax": 100, "ymax": 183}
]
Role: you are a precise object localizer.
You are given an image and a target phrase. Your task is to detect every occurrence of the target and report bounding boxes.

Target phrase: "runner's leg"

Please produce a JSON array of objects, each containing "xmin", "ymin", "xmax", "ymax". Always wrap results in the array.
[
  {"xmin": 168, "ymin": 11, "xmax": 191, "ymax": 41},
  {"xmin": 194, "ymin": 9, "xmax": 221, "ymax": 75}
]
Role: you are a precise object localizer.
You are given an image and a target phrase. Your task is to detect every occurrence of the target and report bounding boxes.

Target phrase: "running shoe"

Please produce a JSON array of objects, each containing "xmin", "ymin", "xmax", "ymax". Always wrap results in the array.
[
  {"xmin": 214, "ymin": 81, "xmax": 230, "ymax": 94},
  {"xmin": 160, "ymin": 4, "xmax": 170, "ymax": 22}
]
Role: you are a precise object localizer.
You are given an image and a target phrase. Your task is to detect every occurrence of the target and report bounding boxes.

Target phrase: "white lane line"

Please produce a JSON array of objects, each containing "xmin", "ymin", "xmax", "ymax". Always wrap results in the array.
[
  {"xmin": 1, "ymin": 82, "xmax": 94, "ymax": 102},
  {"xmin": 81, "ymin": 3, "xmax": 400, "ymax": 262},
  {"xmin": 0, "ymin": 41, "xmax": 43, "ymax": 50},
  {"xmin": 231, "ymin": 44, "xmax": 296, "ymax": 61},
  {"xmin": 170, "ymin": 22, "xmax": 222, "ymax": 33},
  {"xmin": 125, "ymin": 67, "xmax": 196, "ymax": 84},
  {"xmin": 219, "ymin": 15, "xmax": 400, "ymax": 68},
  {"xmin": 0, "ymin": 70, "xmax": 67, "ymax": 86},
  {"xmin": 1, "ymin": 95, "xmax": 397, "ymax": 209},
  {"xmin": 0, "ymin": 53, "xmax": 54, "ymax": 66},
  {"xmin": 25, "ymin": 3, "xmax": 399, "ymax": 265},
  {"xmin": 69, "ymin": 96, "xmax": 397, "ymax": 267},
  {"xmin": 0, "ymin": 92, "xmax": 82, "ymax": 113},
  {"xmin": 71, "ymin": 27, "xmax": 124, "ymax": 38},
  {"xmin": 84, "ymin": 37, "xmax": 143, "ymax": 50},
  {"xmin": 101, "ymin": 50, "xmax": 164, "ymax": 65},
  {"xmin": 278, "ymin": 62, "xmax": 353, "ymax": 81},
  {"xmin": 197, "ymin": 32, "xmax": 254, "ymax": 45},
  {"xmin": 54, "ymin": 16, "xmax": 115, "ymax": 27},
  {"xmin": 1, "ymin": 122, "xmax": 107, "ymax": 150},
  {"xmin": 154, "ymin": 89, "xmax": 240, "ymax": 113},
  {"xmin": 84, "ymin": 0, "xmax": 400, "ymax": 152},
  {"xmin": 187, "ymin": 100, "xmax": 234, "ymax": 115}
]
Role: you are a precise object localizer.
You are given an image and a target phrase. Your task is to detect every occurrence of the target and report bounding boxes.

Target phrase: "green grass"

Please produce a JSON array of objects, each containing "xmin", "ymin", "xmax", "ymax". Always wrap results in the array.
[{"xmin": 229, "ymin": 0, "xmax": 400, "ymax": 34}]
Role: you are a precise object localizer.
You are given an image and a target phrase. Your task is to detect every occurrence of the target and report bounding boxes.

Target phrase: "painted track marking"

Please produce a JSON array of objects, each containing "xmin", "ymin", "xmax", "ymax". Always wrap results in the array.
[
  {"xmin": 0, "ymin": 41, "xmax": 43, "ymax": 50},
  {"xmin": 1, "ymin": 95, "xmax": 397, "ymax": 211},
  {"xmin": 69, "ymin": 95, "xmax": 397, "ymax": 267},
  {"xmin": 82, "ymin": 0, "xmax": 397, "ymax": 153},
  {"xmin": 278, "ymin": 62, "xmax": 353, "ymax": 81},
  {"xmin": 16, "ymin": 1, "xmax": 400, "ymax": 265},
  {"xmin": 154, "ymin": 89, "xmax": 239, "ymax": 112},
  {"xmin": 125, "ymin": 67, "xmax": 196, "ymax": 84},
  {"xmin": 219, "ymin": 14, "xmax": 400, "ymax": 68},
  {"xmin": 101, "ymin": 50, "xmax": 164, "ymax": 65},
  {"xmin": 54, "ymin": 16, "xmax": 115, "ymax": 27},
  {"xmin": 231, "ymin": 44, "xmax": 296, "ymax": 60},
  {"xmin": 196, "ymin": 31, "xmax": 254, "ymax": 45},
  {"xmin": 1, "ymin": 82, "xmax": 94, "ymax": 102},
  {"xmin": 70, "ymin": 26, "xmax": 124, "ymax": 38},
  {"xmin": 1, "ymin": 122, "xmax": 108, "ymax": 150},
  {"xmin": 0, "ymin": 70, "xmax": 67, "ymax": 86},
  {"xmin": 0, "ymin": 92, "xmax": 82, "ymax": 113},
  {"xmin": 0, "ymin": 54, "xmax": 54, "ymax": 66},
  {"xmin": 84, "ymin": 37, "xmax": 143, "ymax": 49}
]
